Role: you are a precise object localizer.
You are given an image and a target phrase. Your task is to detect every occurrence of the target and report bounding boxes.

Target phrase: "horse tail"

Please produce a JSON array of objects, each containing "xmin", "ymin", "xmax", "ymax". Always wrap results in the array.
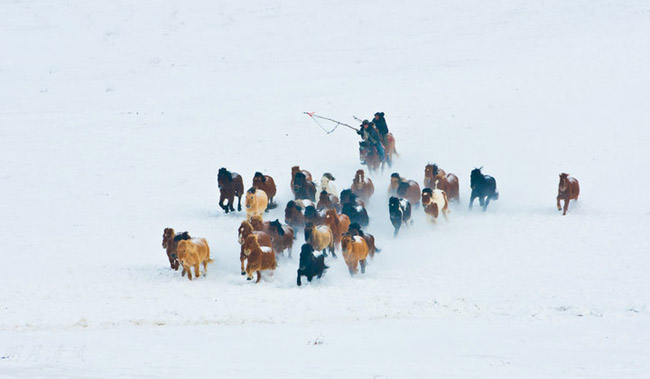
[{"xmin": 491, "ymin": 191, "xmax": 499, "ymax": 200}]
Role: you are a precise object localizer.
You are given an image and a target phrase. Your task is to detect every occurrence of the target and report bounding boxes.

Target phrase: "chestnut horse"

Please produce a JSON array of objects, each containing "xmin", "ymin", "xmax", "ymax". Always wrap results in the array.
[
  {"xmin": 424, "ymin": 164, "xmax": 459, "ymax": 202},
  {"xmin": 218, "ymin": 168, "xmax": 244, "ymax": 214},
  {"xmin": 284, "ymin": 200, "xmax": 306, "ymax": 232},
  {"xmin": 252, "ymin": 172, "xmax": 277, "ymax": 209},
  {"xmin": 348, "ymin": 222, "xmax": 380, "ymax": 258},
  {"xmin": 238, "ymin": 220, "xmax": 272, "ymax": 275},
  {"xmin": 268, "ymin": 219, "xmax": 294, "ymax": 258},
  {"xmin": 388, "ymin": 173, "xmax": 421, "ymax": 206},
  {"xmin": 324, "ymin": 208, "xmax": 351, "ymax": 250},
  {"xmin": 557, "ymin": 173, "xmax": 580, "ymax": 215},
  {"xmin": 341, "ymin": 233, "xmax": 369, "ymax": 275},
  {"xmin": 351, "ymin": 169, "xmax": 374, "ymax": 203},
  {"xmin": 383, "ymin": 133, "xmax": 398, "ymax": 167}
]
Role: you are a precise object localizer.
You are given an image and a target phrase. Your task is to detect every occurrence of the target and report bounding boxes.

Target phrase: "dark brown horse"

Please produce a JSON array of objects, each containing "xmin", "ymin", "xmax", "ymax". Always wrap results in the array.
[
  {"xmin": 424, "ymin": 164, "xmax": 459, "ymax": 202},
  {"xmin": 284, "ymin": 200, "xmax": 306, "ymax": 233},
  {"xmin": 291, "ymin": 166, "xmax": 313, "ymax": 197},
  {"xmin": 359, "ymin": 141, "xmax": 381, "ymax": 172},
  {"xmin": 351, "ymin": 169, "xmax": 374, "ymax": 203},
  {"xmin": 317, "ymin": 190, "xmax": 340, "ymax": 212},
  {"xmin": 252, "ymin": 172, "xmax": 277, "ymax": 209},
  {"xmin": 293, "ymin": 172, "xmax": 317, "ymax": 201},
  {"xmin": 557, "ymin": 173, "xmax": 580, "ymax": 215},
  {"xmin": 388, "ymin": 173, "xmax": 421, "ymax": 206},
  {"xmin": 218, "ymin": 168, "xmax": 244, "ymax": 213}
]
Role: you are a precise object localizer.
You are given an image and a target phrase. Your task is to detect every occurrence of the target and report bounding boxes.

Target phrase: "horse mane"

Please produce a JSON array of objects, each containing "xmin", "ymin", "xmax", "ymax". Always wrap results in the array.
[
  {"xmin": 348, "ymin": 222, "xmax": 365, "ymax": 236},
  {"xmin": 174, "ymin": 231, "xmax": 191, "ymax": 241},
  {"xmin": 390, "ymin": 172, "xmax": 400, "ymax": 180},
  {"xmin": 247, "ymin": 187, "xmax": 256, "ymax": 194},
  {"xmin": 270, "ymin": 219, "xmax": 284, "ymax": 236},
  {"xmin": 422, "ymin": 188, "xmax": 433, "ymax": 195},
  {"xmin": 254, "ymin": 172, "xmax": 266, "ymax": 182},
  {"xmin": 218, "ymin": 167, "xmax": 232, "ymax": 181},
  {"xmin": 389, "ymin": 196, "xmax": 400, "ymax": 209},
  {"xmin": 323, "ymin": 173, "xmax": 335, "ymax": 181}
]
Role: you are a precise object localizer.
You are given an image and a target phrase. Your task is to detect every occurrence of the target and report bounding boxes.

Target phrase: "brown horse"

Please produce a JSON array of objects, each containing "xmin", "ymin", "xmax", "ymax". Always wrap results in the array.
[
  {"xmin": 424, "ymin": 164, "xmax": 459, "ymax": 202},
  {"xmin": 268, "ymin": 219, "xmax": 294, "ymax": 258},
  {"xmin": 351, "ymin": 169, "xmax": 374, "ymax": 203},
  {"xmin": 359, "ymin": 141, "xmax": 381, "ymax": 172},
  {"xmin": 243, "ymin": 234, "xmax": 277, "ymax": 283},
  {"xmin": 252, "ymin": 172, "xmax": 277, "ymax": 209},
  {"xmin": 250, "ymin": 215, "xmax": 270, "ymax": 234},
  {"xmin": 284, "ymin": 200, "xmax": 306, "ymax": 232},
  {"xmin": 324, "ymin": 209, "xmax": 351, "ymax": 250},
  {"xmin": 388, "ymin": 173, "xmax": 421, "ymax": 206},
  {"xmin": 317, "ymin": 190, "xmax": 340, "ymax": 212},
  {"xmin": 557, "ymin": 173, "xmax": 580, "ymax": 215},
  {"xmin": 162, "ymin": 228, "xmax": 191, "ymax": 270},
  {"xmin": 218, "ymin": 168, "xmax": 244, "ymax": 214},
  {"xmin": 238, "ymin": 220, "xmax": 272, "ymax": 275},
  {"xmin": 383, "ymin": 133, "xmax": 398, "ymax": 166}
]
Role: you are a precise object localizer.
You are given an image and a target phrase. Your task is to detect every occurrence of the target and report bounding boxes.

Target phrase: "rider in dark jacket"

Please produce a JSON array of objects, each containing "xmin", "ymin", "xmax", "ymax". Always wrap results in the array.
[
  {"xmin": 357, "ymin": 120, "xmax": 385, "ymax": 161},
  {"xmin": 373, "ymin": 112, "xmax": 389, "ymax": 145}
]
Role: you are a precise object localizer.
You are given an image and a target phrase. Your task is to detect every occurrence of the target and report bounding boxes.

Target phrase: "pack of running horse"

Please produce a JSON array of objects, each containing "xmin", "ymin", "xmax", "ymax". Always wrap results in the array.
[{"xmin": 163, "ymin": 111, "xmax": 581, "ymax": 283}]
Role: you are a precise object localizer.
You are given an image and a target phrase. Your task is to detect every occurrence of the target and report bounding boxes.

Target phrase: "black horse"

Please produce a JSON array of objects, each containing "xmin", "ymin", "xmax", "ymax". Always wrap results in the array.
[
  {"xmin": 340, "ymin": 189, "xmax": 369, "ymax": 227},
  {"xmin": 297, "ymin": 243, "xmax": 329, "ymax": 286},
  {"xmin": 469, "ymin": 167, "xmax": 499, "ymax": 211},
  {"xmin": 388, "ymin": 196, "xmax": 412, "ymax": 237},
  {"xmin": 293, "ymin": 172, "xmax": 317, "ymax": 201}
]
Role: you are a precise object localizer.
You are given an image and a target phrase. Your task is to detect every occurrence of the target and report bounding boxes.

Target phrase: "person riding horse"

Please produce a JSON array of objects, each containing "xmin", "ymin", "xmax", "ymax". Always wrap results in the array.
[
  {"xmin": 357, "ymin": 120, "xmax": 385, "ymax": 162},
  {"xmin": 373, "ymin": 112, "xmax": 389, "ymax": 146}
]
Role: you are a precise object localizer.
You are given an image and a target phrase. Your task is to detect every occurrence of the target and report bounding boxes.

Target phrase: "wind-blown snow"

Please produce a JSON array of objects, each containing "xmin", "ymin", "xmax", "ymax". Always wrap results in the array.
[{"xmin": 1, "ymin": 0, "xmax": 649, "ymax": 377}]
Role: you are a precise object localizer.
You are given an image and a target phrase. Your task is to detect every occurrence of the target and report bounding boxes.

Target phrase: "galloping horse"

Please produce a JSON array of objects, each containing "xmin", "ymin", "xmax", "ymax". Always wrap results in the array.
[
  {"xmin": 469, "ymin": 167, "xmax": 499, "ymax": 211},
  {"xmin": 252, "ymin": 172, "xmax": 277, "ymax": 209},
  {"xmin": 351, "ymin": 169, "xmax": 374, "ymax": 203},
  {"xmin": 291, "ymin": 166, "xmax": 313, "ymax": 197},
  {"xmin": 424, "ymin": 164, "xmax": 459, "ymax": 202},
  {"xmin": 293, "ymin": 172, "xmax": 317, "ymax": 201},
  {"xmin": 388, "ymin": 173, "xmax": 421, "ymax": 207},
  {"xmin": 359, "ymin": 141, "xmax": 381, "ymax": 172},
  {"xmin": 218, "ymin": 168, "xmax": 244, "ymax": 214},
  {"xmin": 557, "ymin": 173, "xmax": 580, "ymax": 215}
]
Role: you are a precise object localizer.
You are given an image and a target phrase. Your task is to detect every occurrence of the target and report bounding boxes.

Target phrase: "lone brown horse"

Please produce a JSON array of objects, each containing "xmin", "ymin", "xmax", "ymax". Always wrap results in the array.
[
  {"xmin": 557, "ymin": 173, "xmax": 580, "ymax": 215},
  {"xmin": 388, "ymin": 173, "xmax": 421, "ymax": 206},
  {"xmin": 424, "ymin": 164, "xmax": 459, "ymax": 202},
  {"xmin": 218, "ymin": 168, "xmax": 244, "ymax": 213}
]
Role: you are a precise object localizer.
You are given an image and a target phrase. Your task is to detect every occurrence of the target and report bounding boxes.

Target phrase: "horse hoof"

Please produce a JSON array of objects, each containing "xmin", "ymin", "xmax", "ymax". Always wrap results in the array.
[
  {"xmin": 241, "ymin": 271, "xmax": 245, "ymax": 275},
  {"xmin": 246, "ymin": 277, "xmax": 252, "ymax": 281}
]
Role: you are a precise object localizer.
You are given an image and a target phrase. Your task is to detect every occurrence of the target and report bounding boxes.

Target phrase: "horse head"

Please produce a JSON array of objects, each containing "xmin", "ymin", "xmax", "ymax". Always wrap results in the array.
[
  {"xmin": 218, "ymin": 168, "xmax": 232, "ymax": 184},
  {"xmin": 253, "ymin": 172, "xmax": 266, "ymax": 183},
  {"xmin": 340, "ymin": 189, "xmax": 357, "ymax": 205},
  {"xmin": 422, "ymin": 188, "xmax": 433, "ymax": 204},
  {"xmin": 388, "ymin": 196, "xmax": 400, "ymax": 211},
  {"xmin": 354, "ymin": 169, "xmax": 365, "ymax": 185}
]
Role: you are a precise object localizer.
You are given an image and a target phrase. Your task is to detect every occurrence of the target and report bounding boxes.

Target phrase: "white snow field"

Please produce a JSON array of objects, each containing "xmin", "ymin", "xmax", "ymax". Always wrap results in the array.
[{"xmin": 1, "ymin": 0, "xmax": 650, "ymax": 377}]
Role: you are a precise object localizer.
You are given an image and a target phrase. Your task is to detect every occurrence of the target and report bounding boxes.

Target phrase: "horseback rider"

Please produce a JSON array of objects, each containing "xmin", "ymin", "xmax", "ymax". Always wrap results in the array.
[
  {"xmin": 373, "ymin": 112, "xmax": 389, "ymax": 146},
  {"xmin": 357, "ymin": 120, "xmax": 385, "ymax": 161}
]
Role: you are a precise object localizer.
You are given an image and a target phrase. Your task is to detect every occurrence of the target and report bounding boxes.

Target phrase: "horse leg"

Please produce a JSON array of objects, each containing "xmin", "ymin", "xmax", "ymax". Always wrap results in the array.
[
  {"xmin": 219, "ymin": 195, "xmax": 227, "ymax": 212},
  {"xmin": 255, "ymin": 271, "xmax": 262, "ymax": 283},
  {"xmin": 557, "ymin": 196, "xmax": 562, "ymax": 211},
  {"xmin": 479, "ymin": 196, "xmax": 485, "ymax": 207},
  {"xmin": 483, "ymin": 197, "xmax": 490, "ymax": 211},
  {"xmin": 297, "ymin": 271, "xmax": 302, "ymax": 286},
  {"xmin": 360, "ymin": 259, "xmax": 366, "ymax": 274},
  {"xmin": 237, "ymin": 194, "xmax": 242, "ymax": 212},
  {"xmin": 563, "ymin": 199, "xmax": 569, "ymax": 216},
  {"xmin": 469, "ymin": 196, "xmax": 475, "ymax": 210}
]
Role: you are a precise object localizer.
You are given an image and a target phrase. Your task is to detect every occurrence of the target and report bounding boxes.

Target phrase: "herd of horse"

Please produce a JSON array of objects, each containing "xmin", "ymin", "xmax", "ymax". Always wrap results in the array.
[{"xmin": 163, "ymin": 160, "xmax": 580, "ymax": 284}]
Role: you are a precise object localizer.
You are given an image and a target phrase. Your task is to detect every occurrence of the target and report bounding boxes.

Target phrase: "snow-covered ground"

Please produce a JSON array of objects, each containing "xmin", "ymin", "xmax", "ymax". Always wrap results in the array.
[{"xmin": 1, "ymin": 0, "xmax": 650, "ymax": 377}]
